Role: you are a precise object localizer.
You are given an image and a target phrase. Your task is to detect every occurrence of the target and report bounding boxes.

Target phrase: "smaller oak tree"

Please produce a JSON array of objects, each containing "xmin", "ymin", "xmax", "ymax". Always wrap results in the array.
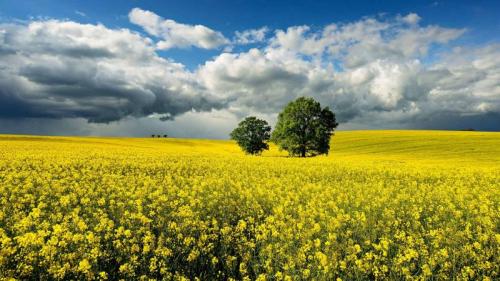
[{"xmin": 230, "ymin": 116, "xmax": 271, "ymax": 155}]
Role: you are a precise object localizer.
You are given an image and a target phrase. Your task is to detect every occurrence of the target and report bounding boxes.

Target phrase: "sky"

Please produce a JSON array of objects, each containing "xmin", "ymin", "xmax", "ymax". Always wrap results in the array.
[{"xmin": 0, "ymin": 0, "xmax": 499, "ymax": 138}]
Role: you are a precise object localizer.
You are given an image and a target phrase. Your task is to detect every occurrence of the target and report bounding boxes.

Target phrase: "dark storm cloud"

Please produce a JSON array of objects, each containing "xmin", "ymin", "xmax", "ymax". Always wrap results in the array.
[
  {"xmin": 0, "ymin": 20, "xmax": 224, "ymax": 123},
  {"xmin": 410, "ymin": 112, "xmax": 500, "ymax": 131}
]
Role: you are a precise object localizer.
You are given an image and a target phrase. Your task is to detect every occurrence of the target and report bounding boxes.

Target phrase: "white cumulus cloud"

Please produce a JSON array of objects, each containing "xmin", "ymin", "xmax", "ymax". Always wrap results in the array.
[
  {"xmin": 197, "ymin": 14, "xmax": 499, "ymax": 131},
  {"xmin": 128, "ymin": 8, "xmax": 229, "ymax": 50},
  {"xmin": 234, "ymin": 27, "xmax": 269, "ymax": 44}
]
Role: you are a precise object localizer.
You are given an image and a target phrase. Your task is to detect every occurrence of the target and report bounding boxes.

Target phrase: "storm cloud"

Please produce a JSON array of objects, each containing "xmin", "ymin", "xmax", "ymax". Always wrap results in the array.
[{"xmin": 0, "ymin": 20, "xmax": 224, "ymax": 123}]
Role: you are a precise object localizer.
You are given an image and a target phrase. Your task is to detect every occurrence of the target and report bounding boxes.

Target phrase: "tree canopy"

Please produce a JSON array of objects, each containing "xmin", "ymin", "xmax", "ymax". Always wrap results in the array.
[
  {"xmin": 271, "ymin": 97, "xmax": 338, "ymax": 157},
  {"xmin": 230, "ymin": 116, "xmax": 271, "ymax": 155}
]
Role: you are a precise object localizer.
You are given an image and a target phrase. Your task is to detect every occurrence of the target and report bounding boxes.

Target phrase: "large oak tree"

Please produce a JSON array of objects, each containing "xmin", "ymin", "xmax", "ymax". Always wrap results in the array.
[{"xmin": 272, "ymin": 97, "xmax": 338, "ymax": 157}]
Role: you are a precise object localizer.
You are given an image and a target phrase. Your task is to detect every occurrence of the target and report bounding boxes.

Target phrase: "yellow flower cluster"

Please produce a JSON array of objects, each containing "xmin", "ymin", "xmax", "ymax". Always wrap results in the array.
[{"xmin": 0, "ymin": 131, "xmax": 498, "ymax": 280}]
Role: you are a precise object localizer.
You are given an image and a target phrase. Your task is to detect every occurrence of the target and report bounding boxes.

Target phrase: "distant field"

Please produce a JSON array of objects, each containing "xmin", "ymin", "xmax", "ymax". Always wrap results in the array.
[
  {"xmin": 0, "ymin": 131, "xmax": 499, "ymax": 280},
  {"xmin": 3, "ymin": 130, "xmax": 499, "ymax": 163},
  {"xmin": 332, "ymin": 130, "xmax": 500, "ymax": 163}
]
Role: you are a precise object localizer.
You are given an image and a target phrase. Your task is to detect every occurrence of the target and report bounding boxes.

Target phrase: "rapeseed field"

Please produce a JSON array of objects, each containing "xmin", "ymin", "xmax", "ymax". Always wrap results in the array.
[{"xmin": 0, "ymin": 130, "xmax": 499, "ymax": 280}]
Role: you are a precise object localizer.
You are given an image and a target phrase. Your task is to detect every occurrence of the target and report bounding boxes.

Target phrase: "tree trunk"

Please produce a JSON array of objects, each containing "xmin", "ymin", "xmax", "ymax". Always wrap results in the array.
[{"xmin": 301, "ymin": 147, "xmax": 306, "ymax": 157}]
